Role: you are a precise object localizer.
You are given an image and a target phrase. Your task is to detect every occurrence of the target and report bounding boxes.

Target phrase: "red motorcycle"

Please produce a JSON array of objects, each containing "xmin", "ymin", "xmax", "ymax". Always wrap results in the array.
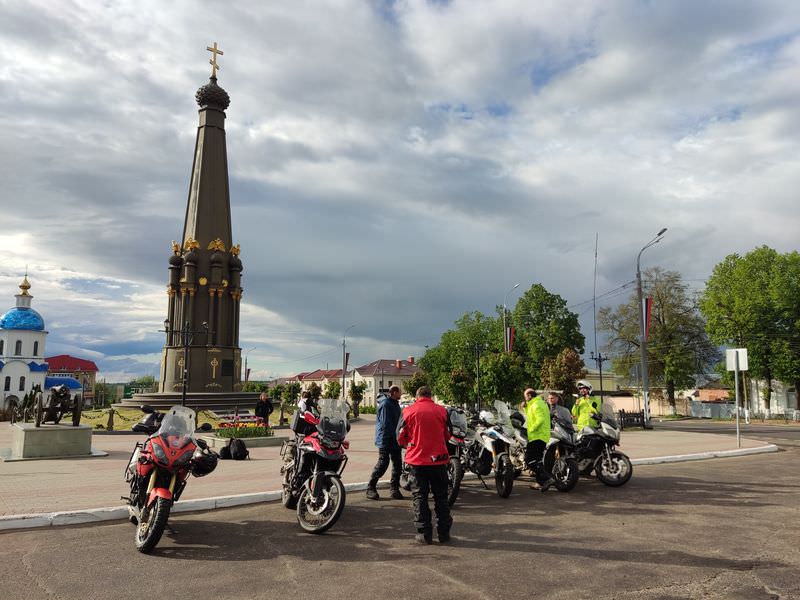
[
  {"xmin": 280, "ymin": 398, "xmax": 349, "ymax": 533},
  {"xmin": 124, "ymin": 405, "xmax": 217, "ymax": 553}
]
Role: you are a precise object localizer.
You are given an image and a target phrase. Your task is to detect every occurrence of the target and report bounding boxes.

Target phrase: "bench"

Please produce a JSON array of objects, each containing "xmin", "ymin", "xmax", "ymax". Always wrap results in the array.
[
  {"xmin": 209, "ymin": 409, "xmax": 261, "ymax": 425},
  {"xmin": 617, "ymin": 409, "xmax": 649, "ymax": 430}
]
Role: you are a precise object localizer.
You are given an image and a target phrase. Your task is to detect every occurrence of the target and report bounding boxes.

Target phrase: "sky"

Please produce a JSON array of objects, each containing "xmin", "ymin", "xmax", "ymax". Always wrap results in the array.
[{"xmin": 1, "ymin": 0, "xmax": 799, "ymax": 382}]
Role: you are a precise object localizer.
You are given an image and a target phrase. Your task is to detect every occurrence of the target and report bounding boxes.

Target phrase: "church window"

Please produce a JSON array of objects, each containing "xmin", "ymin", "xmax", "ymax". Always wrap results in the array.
[
  {"xmin": 4, "ymin": 376, "xmax": 10, "ymax": 391},
  {"xmin": 15, "ymin": 340, "xmax": 22, "ymax": 355},
  {"xmin": 18, "ymin": 376, "xmax": 25, "ymax": 391},
  {"xmin": 33, "ymin": 341, "xmax": 39, "ymax": 356},
  {"xmin": 0, "ymin": 340, "xmax": 3, "ymax": 354}
]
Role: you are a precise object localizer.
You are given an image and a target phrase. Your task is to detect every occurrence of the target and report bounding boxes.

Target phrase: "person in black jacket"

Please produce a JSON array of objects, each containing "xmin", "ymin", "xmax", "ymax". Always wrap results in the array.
[
  {"xmin": 366, "ymin": 385, "xmax": 404, "ymax": 500},
  {"xmin": 254, "ymin": 392, "xmax": 273, "ymax": 425}
]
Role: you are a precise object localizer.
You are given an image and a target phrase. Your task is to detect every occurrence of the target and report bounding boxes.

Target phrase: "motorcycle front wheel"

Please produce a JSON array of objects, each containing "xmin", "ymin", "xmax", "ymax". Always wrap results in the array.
[
  {"xmin": 552, "ymin": 457, "xmax": 579, "ymax": 492},
  {"xmin": 135, "ymin": 497, "xmax": 171, "ymax": 553},
  {"xmin": 495, "ymin": 454, "xmax": 514, "ymax": 498},
  {"xmin": 596, "ymin": 451, "xmax": 633, "ymax": 487},
  {"xmin": 447, "ymin": 456, "xmax": 463, "ymax": 507},
  {"xmin": 297, "ymin": 475, "xmax": 346, "ymax": 534}
]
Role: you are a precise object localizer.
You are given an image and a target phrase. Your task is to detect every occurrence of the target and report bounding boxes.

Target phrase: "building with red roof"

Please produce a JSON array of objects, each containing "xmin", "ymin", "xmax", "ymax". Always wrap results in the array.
[{"xmin": 45, "ymin": 354, "xmax": 99, "ymax": 403}]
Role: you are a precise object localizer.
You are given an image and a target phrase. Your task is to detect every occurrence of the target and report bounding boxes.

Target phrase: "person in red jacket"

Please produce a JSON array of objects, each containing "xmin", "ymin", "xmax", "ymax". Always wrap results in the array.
[{"xmin": 396, "ymin": 386, "xmax": 452, "ymax": 544}]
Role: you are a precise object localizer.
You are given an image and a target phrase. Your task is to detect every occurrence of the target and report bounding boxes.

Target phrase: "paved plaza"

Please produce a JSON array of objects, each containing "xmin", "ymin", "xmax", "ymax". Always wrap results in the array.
[{"xmin": 1, "ymin": 436, "xmax": 798, "ymax": 600}]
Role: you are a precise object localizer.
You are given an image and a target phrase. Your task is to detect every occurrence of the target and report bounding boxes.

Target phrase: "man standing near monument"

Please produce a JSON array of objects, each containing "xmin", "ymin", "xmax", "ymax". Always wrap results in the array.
[
  {"xmin": 366, "ymin": 385, "xmax": 403, "ymax": 500},
  {"xmin": 397, "ymin": 386, "xmax": 452, "ymax": 544}
]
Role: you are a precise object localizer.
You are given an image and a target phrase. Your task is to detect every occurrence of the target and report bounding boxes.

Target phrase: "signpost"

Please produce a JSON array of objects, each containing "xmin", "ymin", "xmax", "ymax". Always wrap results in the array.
[{"xmin": 726, "ymin": 348, "xmax": 748, "ymax": 448}]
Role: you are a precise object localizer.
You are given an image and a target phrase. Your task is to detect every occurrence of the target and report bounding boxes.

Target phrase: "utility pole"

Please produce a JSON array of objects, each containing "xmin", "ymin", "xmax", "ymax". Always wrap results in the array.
[
  {"xmin": 342, "ymin": 324, "xmax": 356, "ymax": 403},
  {"xmin": 590, "ymin": 351, "xmax": 609, "ymax": 399}
]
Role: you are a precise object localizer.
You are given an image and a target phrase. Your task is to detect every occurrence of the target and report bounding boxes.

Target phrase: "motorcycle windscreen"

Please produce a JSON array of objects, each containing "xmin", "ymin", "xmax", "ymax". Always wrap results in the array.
[
  {"xmin": 317, "ymin": 398, "xmax": 348, "ymax": 441},
  {"xmin": 155, "ymin": 406, "xmax": 197, "ymax": 445},
  {"xmin": 493, "ymin": 400, "xmax": 515, "ymax": 430},
  {"xmin": 599, "ymin": 399, "xmax": 619, "ymax": 428},
  {"xmin": 447, "ymin": 407, "xmax": 468, "ymax": 436}
]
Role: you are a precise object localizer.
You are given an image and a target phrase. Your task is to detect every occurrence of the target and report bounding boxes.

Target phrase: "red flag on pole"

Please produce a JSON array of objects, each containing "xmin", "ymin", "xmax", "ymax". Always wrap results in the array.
[
  {"xmin": 509, "ymin": 327, "xmax": 516, "ymax": 353},
  {"xmin": 645, "ymin": 297, "xmax": 653, "ymax": 341}
]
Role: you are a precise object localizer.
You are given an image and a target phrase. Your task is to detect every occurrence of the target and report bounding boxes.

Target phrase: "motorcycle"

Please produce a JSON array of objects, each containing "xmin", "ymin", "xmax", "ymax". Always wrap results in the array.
[
  {"xmin": 542, "ymin": 407, "xmax": 580, "ymax": 492},
  {"xmin": 123, "ymin": 405, "xmax": 217, "ymax": 553},
  {"xmin": 445, "ymin": 406, "xmax": 468, "ymax": 506},
  {"xmin": 574, "ymin": 403, "xmax": 633, "ymax": 487},
  {"xmin": 280, "ymin": 398, "xmax": 349, "ymax": 533},
  {"xmin": 462, "ymin": 403, "xmax": 515, "ymax": 498}
]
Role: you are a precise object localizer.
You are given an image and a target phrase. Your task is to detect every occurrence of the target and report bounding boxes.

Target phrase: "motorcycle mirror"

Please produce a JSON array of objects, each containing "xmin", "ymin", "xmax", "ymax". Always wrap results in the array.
[
  {"xmin": 303, "ymin": 411, "xmax": 318, "ymax": 424},
  {"xmin": 140, "ymin": 404, "xmax": 155, "ymax": 414},
  {"xmin": 198, "ymin": 422, "xmax": 213, "ymax": 432},
  {"xmin": 195, "ymin": 437, "xmax": 209, "ymax": 449}
]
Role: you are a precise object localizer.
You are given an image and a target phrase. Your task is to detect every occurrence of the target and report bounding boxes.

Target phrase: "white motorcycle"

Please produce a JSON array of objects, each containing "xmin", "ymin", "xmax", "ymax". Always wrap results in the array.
[{"xmin": 462, "ymin": 403, "xmax": 515, "ymax": 498}]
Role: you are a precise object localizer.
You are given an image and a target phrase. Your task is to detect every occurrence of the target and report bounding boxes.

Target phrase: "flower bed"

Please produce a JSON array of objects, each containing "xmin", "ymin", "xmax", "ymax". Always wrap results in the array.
[{"xmin": 216, "ymin": 422, "xmax": 275, "ymax": 439}]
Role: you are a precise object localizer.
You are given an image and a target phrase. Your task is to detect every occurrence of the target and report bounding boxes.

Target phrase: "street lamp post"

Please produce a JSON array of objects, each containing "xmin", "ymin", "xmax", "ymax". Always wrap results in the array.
[
  {"xmin": 636, "ymin": 227, "xmax": 667, "ymax": 424},
  {"xmin": 163, "ymin": 319, "xmax": 209, "ymax": 406},
  {"xmin": 503, "ymin": 283, "xmax": 520, "ymax": 352},
  {"xmin": 341, "ymin": 324, "xmax": 357, "ymax": 403}
]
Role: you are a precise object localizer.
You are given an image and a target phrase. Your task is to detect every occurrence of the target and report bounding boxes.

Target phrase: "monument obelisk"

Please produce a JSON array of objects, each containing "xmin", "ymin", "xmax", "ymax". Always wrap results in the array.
[{"xmin": 159, "ymin": 43, "xmax": 244, "ymax": 396}]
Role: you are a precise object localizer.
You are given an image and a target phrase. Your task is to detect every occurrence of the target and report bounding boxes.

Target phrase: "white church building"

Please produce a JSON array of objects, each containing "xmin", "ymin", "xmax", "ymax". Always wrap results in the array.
[{"xmin": 0, "ymin": 276, "xmax": 50, "ymax": 410}]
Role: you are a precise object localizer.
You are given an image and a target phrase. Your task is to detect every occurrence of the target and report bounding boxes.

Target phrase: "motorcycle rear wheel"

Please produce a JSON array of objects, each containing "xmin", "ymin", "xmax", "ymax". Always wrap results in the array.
[
  {"xmin": 596, "ymin": 451, "xmax": 633, "ymax": 487},
  {"xmin": 495, "ymin": 454, "xmax": 514, "ymax": 498},
  {"xmin": 297, "ymin": 475, "xmax": 346, "ymax": 534},
  {"xmin": 135, "ymin": 497, "xmax": 170, "ymax": 553},
  {"xmin": 447, "ymin": 456, "xmax": 463, "ymax": 507}
]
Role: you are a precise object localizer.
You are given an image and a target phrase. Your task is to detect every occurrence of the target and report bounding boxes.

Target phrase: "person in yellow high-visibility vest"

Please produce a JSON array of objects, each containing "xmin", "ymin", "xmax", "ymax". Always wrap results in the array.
[
  {"xmin": 523, "ymin": 388, "xmax": 553, "ymax": 491},
  {"xmin": 572, "ymin": 380, "xmax": 602, "ymax": 430}
]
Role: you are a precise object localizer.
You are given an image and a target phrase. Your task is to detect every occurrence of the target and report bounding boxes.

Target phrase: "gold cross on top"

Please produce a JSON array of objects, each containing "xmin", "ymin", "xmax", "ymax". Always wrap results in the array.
[{"xmin": 206, "ymin": 42, "xmax": 224, "ymax": 78}]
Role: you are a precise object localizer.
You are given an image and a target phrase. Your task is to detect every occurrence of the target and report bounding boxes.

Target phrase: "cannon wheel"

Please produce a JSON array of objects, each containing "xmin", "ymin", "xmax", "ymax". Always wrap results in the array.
[
  {"xmin": 72, "ymin": 397, "xmax": 83, "ymax": 427},
  {"xmin": 34, "ymin": 394, "xmax": 43, "ymax": 428}
]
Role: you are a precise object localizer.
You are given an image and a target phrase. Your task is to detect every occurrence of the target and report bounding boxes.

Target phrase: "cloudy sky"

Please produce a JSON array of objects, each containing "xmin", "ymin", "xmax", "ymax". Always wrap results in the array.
[{"xmin": 1, "ymin": 0, "xmax": 799, "ymax": 382}]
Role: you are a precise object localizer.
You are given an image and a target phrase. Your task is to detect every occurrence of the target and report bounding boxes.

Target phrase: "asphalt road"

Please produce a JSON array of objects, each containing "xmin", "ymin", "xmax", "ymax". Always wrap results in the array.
[
  {"xmin": 2, "ymin": 442, "xmax": 799, "ymax": 600},
  {"xmin": 655, "ymin": 420, "xmax": 800, "ymax": 448}
]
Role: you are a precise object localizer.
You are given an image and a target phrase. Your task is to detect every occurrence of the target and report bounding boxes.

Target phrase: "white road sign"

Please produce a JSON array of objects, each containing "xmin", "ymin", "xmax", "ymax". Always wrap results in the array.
[{"xmin": 726, "ymin": 348, "xmax": 748, "ymax": 372}]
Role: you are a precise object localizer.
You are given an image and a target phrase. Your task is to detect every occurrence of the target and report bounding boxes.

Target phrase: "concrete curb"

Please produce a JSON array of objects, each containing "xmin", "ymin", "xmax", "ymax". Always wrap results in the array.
[
  {"xmin": 631, "ymin": 443, "xmax": 779, "ymax": 465},
  {"xmin": 0, "ymin": 444, "xmax": 779, "ymax": 532}
]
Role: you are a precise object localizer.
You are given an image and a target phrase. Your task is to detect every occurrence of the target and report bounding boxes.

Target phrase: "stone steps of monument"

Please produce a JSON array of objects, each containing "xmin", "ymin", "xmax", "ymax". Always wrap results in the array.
[{"xmin": 113, "ymin": 392, "xmax": 260, "ymax": 412}]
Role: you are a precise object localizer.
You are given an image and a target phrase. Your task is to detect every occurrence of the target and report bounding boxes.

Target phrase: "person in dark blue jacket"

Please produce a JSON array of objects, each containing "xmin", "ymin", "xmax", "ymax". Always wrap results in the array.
[{"xmin": 366, "ymin": 385, "xmax": 404, "ymax": 500}]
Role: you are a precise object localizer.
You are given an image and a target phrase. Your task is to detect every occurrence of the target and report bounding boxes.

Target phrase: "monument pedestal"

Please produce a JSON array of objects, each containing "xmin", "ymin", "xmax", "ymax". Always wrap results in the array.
[{"xmin": 1, "ymin": 423, "xmax": 107, "ymax": 461}]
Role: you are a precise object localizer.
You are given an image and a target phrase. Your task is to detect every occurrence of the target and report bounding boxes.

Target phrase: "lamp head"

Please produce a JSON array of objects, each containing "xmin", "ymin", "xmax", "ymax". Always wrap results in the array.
[{"xmin": 657, "ymin": 227, "xmax": 667, "ymax": 237}]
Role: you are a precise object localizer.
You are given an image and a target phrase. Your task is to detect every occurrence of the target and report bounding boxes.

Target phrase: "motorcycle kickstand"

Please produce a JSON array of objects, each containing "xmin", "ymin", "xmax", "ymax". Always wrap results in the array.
[{"xmin": 476, "ymin": 474, "xmax": 489, "ymax": 490}]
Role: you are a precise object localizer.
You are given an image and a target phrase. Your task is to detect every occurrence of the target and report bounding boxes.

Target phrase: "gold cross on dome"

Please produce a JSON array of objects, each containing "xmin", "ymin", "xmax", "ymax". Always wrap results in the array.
[{"xmin": 206, "ymin": 42, "xmax": 224, "ymax": 78}]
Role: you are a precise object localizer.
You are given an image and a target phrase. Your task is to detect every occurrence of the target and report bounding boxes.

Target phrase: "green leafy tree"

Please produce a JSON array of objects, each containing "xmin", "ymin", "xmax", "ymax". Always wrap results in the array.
[
  {"xmin": 242, "ymin": 381, "xmax": 268, "ymax": 393},
  {"xmin": 440, "ymin": 368, "xmax": 474, "ymax": 408},
  {"xmin": 700, "ymin": 247, "xmax": 786, "ymax": 411},
  {"xmin": 129, "ymin": 375, "xmax": 156, "ymax": 391},
  {"xmin": 480, "ymin": 352, "xmax": 527, "ymax": 406},
  {"xmin": 403, "ymin": 371, "xmax": 429, "ymax": 397},
  {"xmin": 511, "ymin": 284, "xmax": 585, "ymax": 386},
  {"xmin": 307, "ymin": 382, "xmax": 322, "ymax": 400},
  {"xmin": 601, "ymin": 268, "xmax": 719, "ymax": 411},
  {"xmin": 770, "ymin": 251, "xmax": 800, "ymax": 398},
  {"xmin": 280, "ymin": 382, "xmax": 302, "ymax": 425},
  {"xmin": 323, "ymin": 380, "xmax": 341, "ymax": 399},
  {"xmin": 540, "ymin": 347, "xmax": 588, "ymax": 410},
  {"xmin": 348, "ymin": 382, "xmax": 367, "ymax": 417}
]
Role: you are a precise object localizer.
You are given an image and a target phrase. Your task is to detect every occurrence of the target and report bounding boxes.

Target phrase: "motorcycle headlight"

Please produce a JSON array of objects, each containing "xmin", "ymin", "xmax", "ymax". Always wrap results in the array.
[
  {"xmin": 174, "ymin": 448, "xmax": 194, "ymax": 467},
  {"xmin": 321, "ymin": 436, "xmax": 340, "ymax": 449},
  {"xmin": 151, "ymin": 443, "xmax": 168, "ymax": 465}
]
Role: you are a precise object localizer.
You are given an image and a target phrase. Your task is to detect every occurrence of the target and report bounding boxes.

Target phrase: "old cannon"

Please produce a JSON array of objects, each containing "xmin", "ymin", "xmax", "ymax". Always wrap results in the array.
[{"xmin": 9, "ymin": 384, "xmax": 82, "ymax": 427}]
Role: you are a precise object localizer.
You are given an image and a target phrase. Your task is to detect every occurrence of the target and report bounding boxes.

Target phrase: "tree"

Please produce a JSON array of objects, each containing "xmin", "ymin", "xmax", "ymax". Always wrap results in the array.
[
  {"xmin": 323, "ymin": 380, "xmax": 341, "ymax": 399},
  {"xmin": 307, "ymin": 382, "xmax": 322, "ymax": 400},
  {"xmin": 348, "ymin": 382, "xmax": 367, "ymax": 418},
  {"xmin": 511, "ymin": 284, "xmax": 585, "ymax": 386},
  {"xmin": 600, "ymin": 268, "xmax": 719, "ymax": 411},
  {"xmin": 403, "ymin": 371, "xmax": 429, "ymax": 397},
  {"xmin": 700, "ymin": 247, "xmax": 786, "ymax": 411},
  {"xmin": 129, "ymin": 375, "xmax": 156, "ymax": 391},
  {"xmin": 540, "ymin": 347, "xmax": 588, "ymax": 410},
  {"xmin": 242, "ymin": 381, "xmax": 268, "ymax": 393},
  {"xmin": 440, "ymin": 368, "xmax": 474, "ymax": 408},
  {"xmin": 479, "ymin": 352, "xmax": 527, "ymax": 406},
  {"xmin": 280, "ymin": 381, "xmax": 302, "ymax": 426},
  {"xmin": 770, "ymin": 251, "xmax": 800, "ymax": 399}
]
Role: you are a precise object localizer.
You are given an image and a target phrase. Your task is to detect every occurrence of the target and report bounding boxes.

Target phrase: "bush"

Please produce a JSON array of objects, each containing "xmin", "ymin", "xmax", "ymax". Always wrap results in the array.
[
  {"xmin": 215, "ymin": 424, "xmax": 274, "ymax": 438},
  {"xmin": 358, "ymin": 405, "xmax": 377, "ymax": 414}
]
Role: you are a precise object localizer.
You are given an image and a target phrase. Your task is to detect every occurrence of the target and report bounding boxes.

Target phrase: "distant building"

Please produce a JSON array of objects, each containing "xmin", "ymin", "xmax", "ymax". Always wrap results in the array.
[
  {"xmin": 0, "ymin": 276, "xmax": 49, "ymax": 410},
  {"xmin": 45, "ymin": 354, "xmax": 99, "ymax": 405},
  {"xmin": 353, "ymin": 358, "xmax": 421, "ymax": 407}
]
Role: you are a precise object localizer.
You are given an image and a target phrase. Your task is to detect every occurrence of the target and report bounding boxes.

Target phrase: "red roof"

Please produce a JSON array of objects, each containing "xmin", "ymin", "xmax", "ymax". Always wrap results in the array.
[
  {"xmin": 355, "ymin": 359, "xmax": 420, "ymax": 377},
  {"xmin": 45, "ymin": 354, "xmax": 99, "ymax": 373},
  {"xmin": 301, "ymin": 369, "xmax": 344, "ymax": 381}
]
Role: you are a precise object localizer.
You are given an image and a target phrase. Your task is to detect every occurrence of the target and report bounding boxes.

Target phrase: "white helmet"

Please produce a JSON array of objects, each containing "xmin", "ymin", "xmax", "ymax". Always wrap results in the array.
[{"xmin": 576, "ymin": 380, "xmax": 593, "ymax": 393}]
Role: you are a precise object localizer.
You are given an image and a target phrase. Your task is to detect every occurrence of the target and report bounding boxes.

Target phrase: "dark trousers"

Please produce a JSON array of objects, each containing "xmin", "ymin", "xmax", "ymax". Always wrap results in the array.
[
  {"xmin": 368, "ymin": 448, "xmax": 402, "ymax": 491},
  {"xmin": 525, "ymin": 440, "xmax": 549, "ymax": 484},
  {"xmin": 409, "ymin": 464, "xmax": 452, "ymax": 534}
]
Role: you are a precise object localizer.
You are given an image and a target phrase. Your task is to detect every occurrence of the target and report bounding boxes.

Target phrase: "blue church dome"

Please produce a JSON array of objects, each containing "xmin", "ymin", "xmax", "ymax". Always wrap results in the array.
[{"xmin": 0, "ymin": 307, "xmax": 45, "ymax": 331}]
